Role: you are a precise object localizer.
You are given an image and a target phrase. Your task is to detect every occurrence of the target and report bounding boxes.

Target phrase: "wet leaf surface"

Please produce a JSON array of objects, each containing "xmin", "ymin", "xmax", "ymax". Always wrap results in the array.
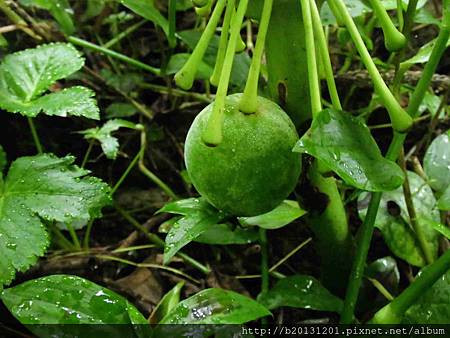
[{"xmin": 424, "ymin": 131, "xmax": 450, "ymax": 192}]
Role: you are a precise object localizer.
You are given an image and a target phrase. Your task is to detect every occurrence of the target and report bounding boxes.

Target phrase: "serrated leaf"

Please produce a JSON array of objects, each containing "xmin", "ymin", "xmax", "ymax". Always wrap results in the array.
[
  {"xmin": 358, "ymin": 172, "xmax": 439, "ymax": 267},
  {"xmin": 0, "ymin": 154, "xmax": 111, "ymax": 289},
  {"xmin": 149, "ymin": 281, "xmax": 184, "ymax": 324},
  {"xmin": 294, "ymin": 109, "xmax": 404, "ymax": 192},
  {"xmin": 0, "ymin": 43, "xmax": 98, "ymax": 119},
  {"xmin": 238, "ymin": 200, "xmax": 306, "ymax": 230},
  {"xmin": 258, "ymin": 275, "xmax": 343, "ymax": 313},
  {"xmin": 119, "ymin": 0, "xmax": 169, "ymax": 36},
  {"xmin": 195, "ymin": 223, "xmax": 259, "ymax": 244},
  {"xmin": 402, "ymin": 269, "xmax": 450, "ymax": 324},
  {"xmin": 80, "ymin": 119, "xmax": 141, "ymax": 159},
  {"xmin": 1, "ymin": 274, "xmax": 147, "ymax": 336},
  {"xmin": 424, "ymin": 132, "xmax": 450, "ymax": 192},
  {"xmin": 159, "ymin": 288, "xmax": 271, "ymax": 324}
]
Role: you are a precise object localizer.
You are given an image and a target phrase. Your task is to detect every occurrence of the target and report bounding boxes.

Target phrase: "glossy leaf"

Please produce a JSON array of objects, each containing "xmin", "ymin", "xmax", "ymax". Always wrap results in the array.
[
  {"xmin": 158, "ymin": 197, "xmax": 213, "ymax": 216},
  {"xmin": 119, "ymin": 0, "xmax": 169, "ymax": 36},
  {"xmin": 195, "ymin": 223, "xmax": 259, "ymax": 244},
  {"xmin": 294, "ymin": 109, "xmax": 404, "ymax": 191},
  {"xmin": 0, "ymin": 154, "xmax": 111, "ymax": 289},
  {"xmin": 424, "ymin": 132, "xmax": 450, "ymax": 192},
  {"xmin": 80, "ymin": 119, "xmax": 142, "ymax": 159},
  {"xmin": 160, "ymin": 288, "xmax": 271, "ymax": 324},
  {"xmin": 149, "ymin": 281, "xmax": 184, "ymax": 324},
  {"xmin": 238, "ymin": 200, "xmax": 306, "ymax": 230},
  {"xmin": 0, "ymin": 43, "xmax": 99, "ymax": 119},
  {"xmin": 423, "ymin": 217, "xmax": 450, "ymax": 240},
  {"xmin": 438, "ymin": 186, "xmax": 450, "ymax": 210},
  {"xmin": 358, "ymin": 172, "xmax": 439, "ymax": 267},
  {"xmin": 401, "ymin": 37, "xmax": 450, "ymax": 70},
  {"xmin": 258, "ymin": 275, "xmax": 343, "ymax": 313},
  {"xmin": 403, "ymin": 270, "xmax": 450, "ymax": 324},
  {"xmin": 1, "ymin": 274, "xmax": 147, "ymax": 327},
  {"xmin": 366, "ymin": 256, "xmax": 400, "ymax": 295}
]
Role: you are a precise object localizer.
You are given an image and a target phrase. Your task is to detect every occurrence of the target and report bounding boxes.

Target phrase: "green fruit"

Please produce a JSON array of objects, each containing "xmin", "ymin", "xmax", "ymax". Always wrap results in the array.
[{"xmin": 185, "ymin": 93, "xmax": 301, "ymax": 216}]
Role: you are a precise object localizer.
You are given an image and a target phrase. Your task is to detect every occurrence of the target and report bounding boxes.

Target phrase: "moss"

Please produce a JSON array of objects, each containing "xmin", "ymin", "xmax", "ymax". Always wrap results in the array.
[{"xmin": 185, "ymin": 93, "xmax": 301, "ymax": 216}]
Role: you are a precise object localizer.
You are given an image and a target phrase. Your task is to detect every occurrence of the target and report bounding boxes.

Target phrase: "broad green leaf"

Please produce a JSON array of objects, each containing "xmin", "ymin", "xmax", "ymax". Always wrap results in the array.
[
  {"xmin": 159, "ymin": 288, "xmax": 270, "ymax": 324},
  {"xmin": 238, "ymin": 200, "xmax": 306, "ymax": 230},
  {"xmin": 19, "ymin": 0, "xmax": 75, "ymax": 34},
  {"xmin": 402, "ymin": 269, "xmax": 450, "ymax": 324},
  {"xmin": 294, "ymin": 109, "xmax": 404, "ymax": 191},
  {"xmin": 0, "ymin": 154, "xmax": 111, "ymax": 289},
  {"xmin": 1, "ymin": 275, "xmax": 147, "ymax": 336},
  {"xmin": 119, "ymin": 0, "xmax": 169, "ymax": 36},
  {"xmin": 400, "ymin": 37, "xmax": 450, "ymax": 70},
  {"xmin": 164, "ymin": 207, "xmax": 224, "ymax": 264},
  {"xmin": 195, "ymin": 223, "xmax": 259, "ymax": 244},
  {"xmin": 80, "ymin": 119, "xmax": 142, "ymax": 159},
  {"xmin": 437, "ymin": 185, "xmax": 450, "ymax": 210},
  {"xmin": 105, "ymin": 102, "xmax": 138, "ymax": 118},
  {"xmin": 358, "ymin": 172, "xmax": 439, "ymax": 267},
  {"xmin": 258, "ymin": 275, "xmax": 343, "ymax": 313},
  {"xmin": 0, "ymin": 43, "xmax": 99, "ymax": 119},
  {"xmin": 178, "ymin": 30, "xmax": 251, "ymax": 90},
  {"xmin": 424, "ymin": 132, "xmax": 450, "ymax": 192},
  {"xmin": 149, "ymin": 281, "xmax": 184, "ymax": 324},
  {"xmin": 167, "ymin": 53, "xmax": 214, "ymax": 80},
  {"xmin": 0, "ymin": 145, "xmax": 6, "ymax": 173}
]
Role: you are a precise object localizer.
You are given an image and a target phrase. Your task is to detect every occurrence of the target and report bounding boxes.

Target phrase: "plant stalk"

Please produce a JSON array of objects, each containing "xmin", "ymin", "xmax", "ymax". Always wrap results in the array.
[{"xmin": 27, "ymin": 118, "xmax": 43, "ymax": 154}]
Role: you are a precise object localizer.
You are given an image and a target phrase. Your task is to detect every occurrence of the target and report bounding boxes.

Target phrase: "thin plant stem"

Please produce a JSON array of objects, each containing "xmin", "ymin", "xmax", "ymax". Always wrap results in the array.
[
  {"xmin": 111, "ymin": 150, "xmax": 141, "ymax": 195},
  {"xmin": 48, "ymin": 223, "xmax": 76, "ymax": 251},
  {"xmin": 103, "ymin": 20, "xmax": 146, "ymax": 49},
  {"xmin": 115, "ymin": 204, "xmax": 211, "ymax": 274},
  {"xmin": 82, "ymin": 219, "xmax": 94, "ymax": 249},
  {"xmin": 168, "ymin": 0, "xmax": 177, "ymax": 48},
  {"xmin": 202, "ymin": 0, "xmax": 248, "ymax": 145},
  {"xmin": 328, "ymin": 0, "xmax": 412, "ymax": 132},
  {"xmin": 139, "ymin": 82, "xmax": 212, "ymax": 103},
  {"xmin": 399, "ymin": 149, "xmax": 434, "ymax": 264},
  {"xmin": 66, "ymin": 222, "xmax": 81, "ymax": 250},
  {"xmin": 300, "ymin": 0, "xmax": 321, "ymax": 116},
  {"xmin": 67, "ymin": 36, "xmax": 161, "ymax": 75},
  {"xmin": 239, "ymin": 0, "xmax": 273, "ymax": 113},
  {"xmin": 81, "ymin": 141, "xmax": 94, "ymax": 168},
  {"xmin": 269, "ymin": 237, "xmax": 312, "ymax": 272},
  {"xmin": 27, "ymin": 118, "xmax": 43, "ymax": 154},
  {"xmin": 310, "ymin": 0, "xmax": 342, "ymax": 110},
  {"xmin": 259, "ymin": 227, "xmax": 269, "ymax": 326},
  {"xmin": 0, "ymin": 0, "xmax": 41, "ymax": 40},
  {"xmin": 367, "ymin": 277, "xmax": 394, "ymax": 301},
  {"xmin": 340, "ymin": 7, "xmax": 450, "ymax": 323}
]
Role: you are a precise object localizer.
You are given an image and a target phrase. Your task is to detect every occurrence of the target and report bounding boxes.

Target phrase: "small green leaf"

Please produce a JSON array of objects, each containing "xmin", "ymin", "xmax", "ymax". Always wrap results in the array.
[
  {"xmin": 366, "ymin": 256, "xmax": 400, "ymax": 295},
  {"xmin": 358, "ymin": 172, "xmax": 439, "ymax": 267},
  {"xmin": 1, "ymin": 274, "xmax": 147, "ymax": 328},
  {"xmin": 195, "ymin": 223, "xmax": 259, "ymax": 244},
  {"xmin": 164, "ymin": 207, "xmax": 224, "ymax": 264},
  {"xmin": 424, "ymin": 132, "xmax": 450, "ymax": 192},
  {"xmin": 238, "ymin": 200, "xmax": 306, "ymax": 230},
  {"xmin": 401, "ymin": 37, "xmax": 450, "ymax": 70},
  {"xmin": 423, "ymin": 217, "xmax": 450, "ymax": 239},
  {"xmin": 258, "ymin": 275, "xmax": 343, "ymax": 313},
  {"xmin": 119, "ymin": 0, "xmax": 169, "ymax": 36},
  {"xmin": 294, "ymin": 109, "xmax": 404, "ymax": 191},
  {"xmin": 80, "ymin": 119, "xmax": 142, "ymax": 159},
  {"xmin": 158, "ymin": 197, "xmax": 212, "ymax": 216},
  {"xmin": 167, "ymin": 53, "xmax": 214, "ymax": 80},
  {"xmin": 159, "ymin": 288, "xmax": 271, "ymax": 324},
  {"xmin": 0, "ymin": 43, "xmax": 98, "ymax": 119},
  {"xmin": 402, "ymin": 269, "xmax": 450, "ymax": 324},
  {"xmin": 105, "ymin": 102, "xmax": 138, "ymax": 118},
  {"xmin": 149, "ymin": 281, "xmax": 184, "ymax": 324},
  {"xmin": 0, "ymin": 154, "xmax": 111, "ymax": 289},
  {"xmin": 438, "ymin": 186, "xmax": 450, "ymax": 210}
]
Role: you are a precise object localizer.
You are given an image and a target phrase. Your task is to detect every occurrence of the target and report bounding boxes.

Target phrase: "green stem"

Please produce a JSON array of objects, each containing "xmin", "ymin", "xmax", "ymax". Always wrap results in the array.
[
  {"xmin": 168, "ymin": 0, "xmax": 177, "ymax": 48},
  {"xmin": 49, "ymin": 223, "xmax": 76, "ymax": 251},
  {"xmin": 0, "ymin": 0, "xmax": 41, "ymax": 40},
  {"xmin": 202, "ymin": 0, "xmax": 248, "ymax": 146},
  {"xmin": 210, "ymin": 0, "xmax": 235, "ymax": 87},
  {"xmin": 111, "ymin": 150, "xmax": 141, "ymax": 195},
  {"xmin": 368, "ymin": 0, "xmax": 406, "ymax": 52},
  {"xmin": 82, "ymin": 219, "xmax": 94, "ymax": 249},
  {"xmin": 300, "ymin": 0, "xmax": 321, "ymax": 116},
  {"xmin": 27, "ymin": 118, "xmax": 43, "ymax": 154},
  {"xmin": 174, "ymin": 0, "xmax": 226, "ymax": 90},
  {"xmin": 81, "ymin": 141, "xmax": 94, "ymax": 168},
  {"xmin": 66, "ymin": 222, "xmax": 81, "ymax": 250},
  {"xmin": 259, "ymin": 227, "xmax": 269, "ymax": 325},
  {"xmin": 340, "ymin": 8, "xmax": 450, "ymax": 323},
  {"xmin": 328, "ymin": 0, "xmax": 412, "ymax": 132},
  {"xmin": 371, "ymin": 249, "xmax": 450, "ymax": 324},
  {"xmin": 239, "ymin": 0, "xmax": 273, "ymax": 113},
  {"xmin": 67, "ymin": 36, "xmax": 161, "ymax": 75},
  {"xmin": 103, "ymin": 20, "xmax": 145, "ymax": 49},
  {"xmin": 310, "ymin": 0, "xmax": 342, "ymax": 111},
  {"xmin": 115, "ymin": 205, "xmax": 211, "ymax": 274}
]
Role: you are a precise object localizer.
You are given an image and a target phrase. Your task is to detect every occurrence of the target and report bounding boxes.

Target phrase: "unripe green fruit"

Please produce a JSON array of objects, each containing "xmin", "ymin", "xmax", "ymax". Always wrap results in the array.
[{"xmin": 185, "ymin": 93, "xmax": 301, "ymax": 216}]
